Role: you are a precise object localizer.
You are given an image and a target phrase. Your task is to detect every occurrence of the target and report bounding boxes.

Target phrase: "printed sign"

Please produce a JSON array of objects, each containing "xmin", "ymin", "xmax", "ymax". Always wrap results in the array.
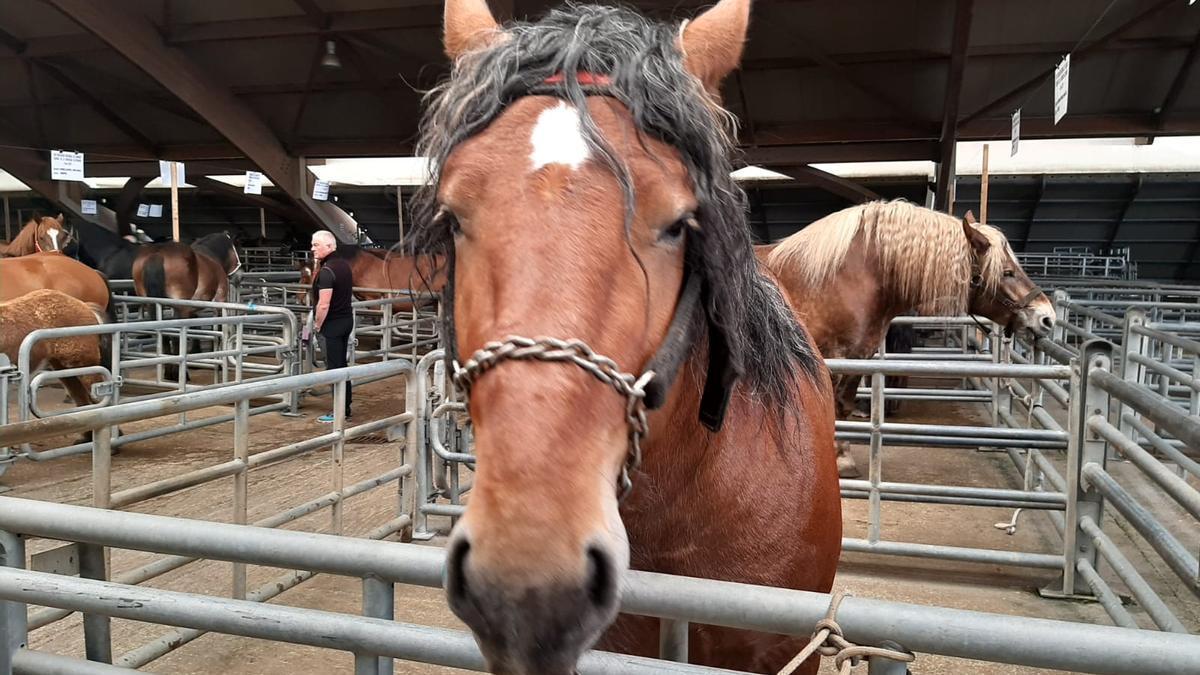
[
  {"xmin": 1010, "ymin": 108, "xmax": 1021, "ymax": 157},
  {"xmin": 50, "ymin": 150, "xmax": 85, "ymax": 181},
  {"xmin": 159, "ymin": 160, "xmax": 185, "ymax": 186},
  {"xmin": 313, "ymin": 179, "xmax": 330, "ymax": 201},
  {"xmin": 244, "ymin": 171, "xmax": 263, "ymax": 195},
  {"xmin": 149, "ymin": 204, "xmax": 163, "ymax": 218},
  {"xmin": 136, "ymin": 203, "xmax": 150, "ymax": 218},
  {"xmin": 1053, "ymin": 55, "xmax": 1069, "ymax": 125},
  {"xmin": 81, "ymin": 199, "xmax": 98, "ymax": 215}
]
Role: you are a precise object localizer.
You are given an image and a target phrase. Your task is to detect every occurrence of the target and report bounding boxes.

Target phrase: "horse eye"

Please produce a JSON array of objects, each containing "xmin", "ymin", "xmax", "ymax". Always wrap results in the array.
[
  {"xmin": 659, "ymin": 215, "xmax": 694, "ymax": 242},
  {"xmin": 435, "ymin": 207, "xmax": 463, "ymax": 236},
  {"xmin": 1003, "ymin": 269, "xmax": 1015, "ymax": 278}
]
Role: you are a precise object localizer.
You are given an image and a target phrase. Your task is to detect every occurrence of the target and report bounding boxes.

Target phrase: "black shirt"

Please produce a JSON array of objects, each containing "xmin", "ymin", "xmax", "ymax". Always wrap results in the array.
[{"xmin": 313, "ymin": 256, "xmax": 354, "ymax": 328}]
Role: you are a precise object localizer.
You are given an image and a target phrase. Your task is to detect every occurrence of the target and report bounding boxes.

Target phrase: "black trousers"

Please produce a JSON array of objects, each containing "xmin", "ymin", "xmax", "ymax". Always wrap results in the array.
[{"xmin": 320, "ymin": 316, "xmax": 353, "ymax": 415}]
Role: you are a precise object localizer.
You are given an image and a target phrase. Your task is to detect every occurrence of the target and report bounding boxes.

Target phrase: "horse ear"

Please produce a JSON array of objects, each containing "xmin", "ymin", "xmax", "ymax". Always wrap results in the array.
[
  {"xmin": 962, "ymin": 218, "xmax": 990, "ymax": 255},
  {"xmin": 55, "ymin": 213, "xmax": 65, "ymax": 224},
  {"xmin": 680, "ymin": 0, "xmax": 752, "ymax": 95},
  {"xmin": 964, "ymin": 210, "xmax": 977, "ymax": 225},
  {"xmin": 444, "ymin": 0, "xmax": 502, "ymax": 60}
]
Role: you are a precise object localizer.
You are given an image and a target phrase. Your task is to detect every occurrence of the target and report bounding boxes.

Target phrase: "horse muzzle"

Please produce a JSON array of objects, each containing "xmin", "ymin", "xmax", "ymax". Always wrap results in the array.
[{"xmin": 444, "ymin": 529, "xmax": 623, "ymax": 675}]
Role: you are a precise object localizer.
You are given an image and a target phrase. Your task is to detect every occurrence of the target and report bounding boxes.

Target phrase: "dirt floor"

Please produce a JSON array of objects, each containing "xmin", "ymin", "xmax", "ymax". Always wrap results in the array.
[{"xmin": 3, "ymin": 373, "xmax": 1198, "ymax": 674}]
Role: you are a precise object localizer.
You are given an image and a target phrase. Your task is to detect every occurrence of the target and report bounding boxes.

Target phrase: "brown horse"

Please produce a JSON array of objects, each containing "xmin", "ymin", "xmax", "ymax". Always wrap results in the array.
[
  {"xmin": 0, "ymin": 289, "xmax": 110, "ymax": 414},
  {"xmin": 0, "ymin": 214, "xmax": 72, "ymax": 256},
  {"xmin": 415, "ymin": 1, "xmax": 840, "ymax": 673},
  {"xmin": 132, "ymin": 238, "xmax": 233, "ymax": 305},
  {"xmin": 759, "ymin": 200, "xmax": 1055, "ymax": 474},
  {"xmin": 0, "ymin": 252, "xmax": 113, "ymax": 314},
  {"xmin": 296, "ymin": 246, "xmax": 445, "ymax": 304}
]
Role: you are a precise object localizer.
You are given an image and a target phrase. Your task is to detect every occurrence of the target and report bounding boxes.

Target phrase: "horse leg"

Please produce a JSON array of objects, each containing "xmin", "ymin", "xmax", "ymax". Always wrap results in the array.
[
  {"xmin": 59, "ymin": 375, "xmax": 101, "ymax": 447},
  {"xmin": 832, "ymin": 375, "xmax": 862, "ymax": 479}
]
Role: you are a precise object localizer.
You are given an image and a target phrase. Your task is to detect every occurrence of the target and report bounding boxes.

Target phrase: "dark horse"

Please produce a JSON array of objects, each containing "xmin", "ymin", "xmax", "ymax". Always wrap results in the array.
[
  {"xmin": 69, "ymin": 218, "xmax": 137, "ymax": 279},
  {"xmin": 410, "ymin": 1, "xmax": 840, "ymax": 673}
]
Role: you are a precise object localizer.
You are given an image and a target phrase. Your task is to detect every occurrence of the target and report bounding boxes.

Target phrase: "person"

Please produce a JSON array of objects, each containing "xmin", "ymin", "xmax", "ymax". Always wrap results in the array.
[{"xmin": 309, "ymin": 230, "xmax": 354, "ymax": 422}]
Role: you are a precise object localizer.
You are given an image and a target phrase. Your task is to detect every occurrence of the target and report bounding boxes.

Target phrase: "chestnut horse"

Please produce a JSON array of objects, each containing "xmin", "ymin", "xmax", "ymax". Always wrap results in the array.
[
  {"xmin": 759, "ymin": 200, "xmax": 1055, "ymax": 475},
  {"xmin": 0, "ymin": 214, "xmax": 72, "ymax": 256},
  {"xmin": 412, "ymin": 1, "xmax": 840, "ymax": 673},
  {"xmin": 296, "ymin": 246, "xmax": 445, "ymax": 305},
  {"xmin": 0, "ymin": 253, "xmax": 113, "ymax": 316},
  {"xmin": 0, "ymin": 289, "xmax": 111, "ymax": 414}
]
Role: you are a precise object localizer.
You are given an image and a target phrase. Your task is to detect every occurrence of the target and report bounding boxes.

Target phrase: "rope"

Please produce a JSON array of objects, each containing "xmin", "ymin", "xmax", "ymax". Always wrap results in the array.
[
  {"xmin": 452, "ymin": 335, "xmax": 654, "ymax": 500},
  {"xmin": 776, "ymin": 593, "xmax": 915, "ymax": 675}
]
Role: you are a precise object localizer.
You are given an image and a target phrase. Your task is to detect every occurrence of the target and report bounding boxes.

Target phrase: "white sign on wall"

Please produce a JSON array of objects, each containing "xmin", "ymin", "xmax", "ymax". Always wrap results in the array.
[
  {"xmin": 149, "ymin": 204, "xmax": 163, "ymax": 218},
  {"xmin": 81, "ymin": 199, "xmax": 98, "ymax": 215},
  {"xmin": 312, "ymin": 179, "xmax": 330, "ymax": 201},
  {"xmin": 159, "ymin": 160, "xmax": 186, "ymax": 186},
  {"xmin": 50, "ymin": 150, "xmax": 85, "ymax": 181},
  {"xmin": 136, "ymin": 204, "xmax": 150, "ymax": 218}
]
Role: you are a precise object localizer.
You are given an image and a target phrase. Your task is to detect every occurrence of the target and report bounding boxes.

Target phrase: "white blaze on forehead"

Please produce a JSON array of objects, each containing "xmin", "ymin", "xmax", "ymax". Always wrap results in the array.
[
  {"xmin": 47, "ymin": 228, "xmax": 60, "ymax": 250},
  {"xmin": 529, "ymin": 102, "xmax": 590, "ymax": 171}
]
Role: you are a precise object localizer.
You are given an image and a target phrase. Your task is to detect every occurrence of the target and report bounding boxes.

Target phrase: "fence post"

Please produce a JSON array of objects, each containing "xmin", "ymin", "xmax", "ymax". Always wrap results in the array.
[
  {"xmin": 232, "ymin": 398, "xmax": 250, "ymax": 600},
  {"xmin": 0, "ymin": 530, "xmax": 27, "ymax": 675},
  {"xmin": 1052, "ymin": 290, "xmax": 1069, "ymax": 346},
  {"xmin": 1119, "ymin": 309, "xmax": 1146, "ymax": 445},
  {"xmin": 359, "ymin": 576, "xmax": 395, "ymax": 675},
  {"xmin": 79, "ymin": 542, "xmax": 112, "ymax": 663},
  {"xmin": 1054, "ymin": 339, "xmax": 1112, "ymax": 598},
  {"xmin": 659, "ymin": 618, "xmax": 689, "ymax": 663}
]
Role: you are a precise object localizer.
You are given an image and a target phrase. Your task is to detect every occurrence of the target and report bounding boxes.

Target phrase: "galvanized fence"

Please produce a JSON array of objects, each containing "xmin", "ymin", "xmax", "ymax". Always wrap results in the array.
[{"xmin": 0, "ymin": 358, "xmax": 419, "ymax": 670}]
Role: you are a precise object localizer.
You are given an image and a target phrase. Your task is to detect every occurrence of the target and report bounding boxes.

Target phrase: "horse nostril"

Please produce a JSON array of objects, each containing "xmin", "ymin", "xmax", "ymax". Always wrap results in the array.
[
  {"xmin": 1041, "ymin": 316, "xmax": 1054, "ymax": 330},
  {"xmin": 446, "ymin": 536, "xmax": 472, "ymax": 603},
  {"xmin": 585, "ymin": 545, "xmax": 618, "ymax": 611}
]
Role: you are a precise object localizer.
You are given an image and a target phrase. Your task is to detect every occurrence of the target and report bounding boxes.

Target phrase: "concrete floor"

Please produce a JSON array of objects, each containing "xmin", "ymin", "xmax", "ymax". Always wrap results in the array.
[{"xmin": 4, "ymin": 374, "xmax": 1198, "ymax": 674}]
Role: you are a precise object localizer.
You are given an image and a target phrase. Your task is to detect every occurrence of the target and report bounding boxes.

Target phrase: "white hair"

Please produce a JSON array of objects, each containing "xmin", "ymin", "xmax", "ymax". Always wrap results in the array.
[{"xmin": 311, "ymin": 230, "xmax": 337, "ymax": 246}]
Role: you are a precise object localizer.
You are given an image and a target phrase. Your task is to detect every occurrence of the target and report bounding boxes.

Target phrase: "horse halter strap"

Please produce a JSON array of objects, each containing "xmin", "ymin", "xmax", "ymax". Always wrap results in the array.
[{"xmin": 452, "ymin": 270, "xmax": 706, "ymax": 501}]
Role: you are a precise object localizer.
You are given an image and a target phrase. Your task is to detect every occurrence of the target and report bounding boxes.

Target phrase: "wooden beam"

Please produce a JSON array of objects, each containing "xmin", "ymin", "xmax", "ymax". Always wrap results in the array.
[
  {"xmin": 34, "ymin": 61, "xmax": 159, "ymax": 155},
  {"xmin": 23, "ymin": 60, "xmax": 47, "ymax": 148},
  {"xmin": 288, "ymin": 38, "xmax": 328, "ymax": 147},
  {"xmin": 189, "ymin": 176, "xmax": 310, "ymax": 225},
  {"xmin": 788, "ymin": 30, "xmax": 926, "ymax": 123},
  {"xmin": 1156, "ymin": 28, "xmax": 1200, "ymax": 128},
  {"xmin": 45, "ymin": 0, "xmax": 358, "ymax": 240},
  {"xmin": 769, "ymin": 165, "xmax": 881, "ymax": 204},
  {"xmin": 959, "ymin": 0, "xmax": 1176, "ymax": 127},
  {"xmin": 0, "ymin": 143, "xmax": 121, "ymax": 230},
  {"xmin": 935, "ymin": 0, "xmax": 973, "ymax": 212},
  {"xmin": 292, "ymin": 0, "xmax": 331, "ymax": 29}
]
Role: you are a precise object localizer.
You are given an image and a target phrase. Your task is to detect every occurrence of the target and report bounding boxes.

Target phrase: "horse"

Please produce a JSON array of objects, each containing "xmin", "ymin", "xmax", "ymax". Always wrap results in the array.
[
  {"xmin": 0, "ymin": 214, "xmax": 72, "ymax": 256},
  {"xmin": 0, "ymin": 289, "xmax": 111, "ymax": 432},
  {"xmin": 69, "ymin": 218, "xmax": 138, "ymax": 279},
  {"xmin": 296, "ymin": 245, "xmax": 445, "ymax": 305},
  {"xmin": 0, "ymin": 252, "xmax": 114, "ymax": 315},
  {"xmin": 412, "ymin": 1, "xmax": 841, "ymax": 673},
  {"xmin": 759, "ymin": 199, "xmax": 1055, "ymax": 475},
  {"xmin": 193, "ymin": 231, "xmax": 243, "ymax": 277}
]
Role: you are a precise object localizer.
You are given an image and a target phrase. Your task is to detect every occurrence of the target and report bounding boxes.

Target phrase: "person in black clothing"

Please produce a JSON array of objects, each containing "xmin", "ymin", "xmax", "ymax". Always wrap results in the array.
[{"xmin": 310, "ymin": 230, "xmax": 355, "ymax": 422}]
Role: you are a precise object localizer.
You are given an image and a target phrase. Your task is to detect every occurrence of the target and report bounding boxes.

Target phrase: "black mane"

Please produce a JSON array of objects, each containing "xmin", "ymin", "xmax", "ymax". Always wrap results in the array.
[{"xmin": 408, "ymin": 3, "xmax": 820, "ymax": 405}]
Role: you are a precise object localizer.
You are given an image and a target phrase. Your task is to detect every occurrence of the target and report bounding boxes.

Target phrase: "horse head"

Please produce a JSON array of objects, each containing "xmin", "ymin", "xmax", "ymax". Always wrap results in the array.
[
  {"xmin": 32, "ymin": 213, "xmax": 72, "ymax": 253},
  {"xmin": 295, "ymin": 260, "xmax": 315, "ymax": 305},
  {"xmin": 417, "ymin": 0, "xmax": 805, "ymax": 672},
  {"xmin": 961, "ymin": 216, "xmax": 1055, "ymax": 338}
]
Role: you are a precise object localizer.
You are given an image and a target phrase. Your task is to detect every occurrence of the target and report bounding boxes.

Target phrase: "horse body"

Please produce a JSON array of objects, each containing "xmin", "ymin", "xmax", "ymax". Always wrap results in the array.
[
  {"xmin": 761, "ymin": 200, "xmax": 1056, "ymax": 474},
  {"xmin": 297, "ymin": 247, "xmax": 445, "ymax": 305},
  {"xmin": 0, "ymin": 289, "xmax": 109, "ymax": 410},
  {"xmin": 0, "ymin": 214, "xmax": 71, "ymax": 256},
  {"xmin": 70, "ymin": 219, "xmax": 137, "ymax": 279},
  {"xmin": 419, "ymin": 1, "xmax": 840, "ymax": 673},
  {"xmin": 0, "ymin": 253, "xmax": 112, "ymax": 312}
]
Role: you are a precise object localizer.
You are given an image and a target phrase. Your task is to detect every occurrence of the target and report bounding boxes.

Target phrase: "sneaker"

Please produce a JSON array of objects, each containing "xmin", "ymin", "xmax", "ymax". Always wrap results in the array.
[{"xmin": 317, "ymin": 414, "xmax": 335, "ymax": 424}]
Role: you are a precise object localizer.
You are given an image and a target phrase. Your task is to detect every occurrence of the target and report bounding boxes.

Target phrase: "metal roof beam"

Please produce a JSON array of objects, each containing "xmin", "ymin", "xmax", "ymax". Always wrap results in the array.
[
  {"xmin": 1156, "ymin": 28, "xmax": 1200, "ymax": 129},
  {"xmin": 959, "ymin": 0, "xmax": 1176, "ymax": 127},
  {"xmin": 44, "ymin": 0, "xmax": 357, "ymax": 240}
]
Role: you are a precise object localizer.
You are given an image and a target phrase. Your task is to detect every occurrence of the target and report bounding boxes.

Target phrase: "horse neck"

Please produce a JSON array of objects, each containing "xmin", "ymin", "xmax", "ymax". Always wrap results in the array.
[{"xmin": 0, "ymin": 225, "xmax": 36, "ymax": 255}]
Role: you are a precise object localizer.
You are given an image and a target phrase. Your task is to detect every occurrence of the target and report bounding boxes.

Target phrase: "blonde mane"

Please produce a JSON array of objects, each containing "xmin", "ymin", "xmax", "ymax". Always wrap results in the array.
[{"xmin": 765, "ymin": 200, "xmax": 1015, "ymax": 314}]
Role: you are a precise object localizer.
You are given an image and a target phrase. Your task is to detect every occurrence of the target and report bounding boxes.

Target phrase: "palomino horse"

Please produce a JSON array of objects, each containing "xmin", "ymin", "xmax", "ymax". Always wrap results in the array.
[
  {"xmin": 0, "ymin": 289, "xmax": 111, "ymax": 417},
  {"xmin": 0, "ymin": 252, "xmax": 113, "ymax": 316},
  {"xmin": 759, "ymin": 199, "xmax": 1055, "ymax": 474},
  {"xmin": 0, "ymin": 214, "xmax": 72, "ymax": 256},
  {"xmin": 412, "ymin": 1, "xmax": 840, "ymax": 673}
]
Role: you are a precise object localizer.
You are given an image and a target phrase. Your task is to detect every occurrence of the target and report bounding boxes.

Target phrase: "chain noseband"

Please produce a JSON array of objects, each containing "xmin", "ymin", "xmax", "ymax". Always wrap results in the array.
[{"xmin": 452, "ymin": 336, "xmax": 655, "ymax": 501}]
